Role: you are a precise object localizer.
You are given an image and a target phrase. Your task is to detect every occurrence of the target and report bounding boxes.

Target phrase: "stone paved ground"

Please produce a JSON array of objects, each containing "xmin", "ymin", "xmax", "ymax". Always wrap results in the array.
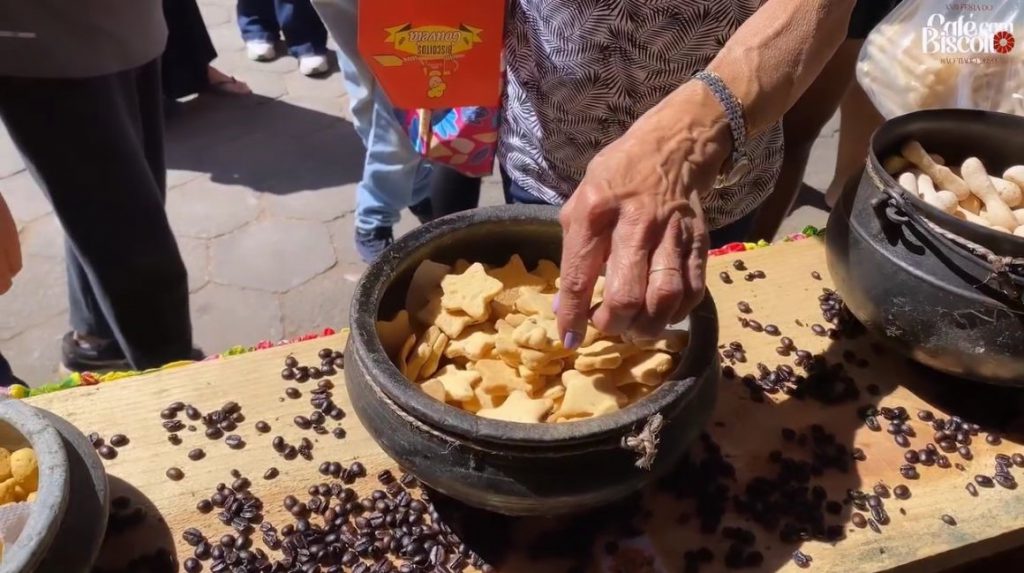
[{"xmin": 0, "ymin": 0, "xmax": 835, "ymax": 385}]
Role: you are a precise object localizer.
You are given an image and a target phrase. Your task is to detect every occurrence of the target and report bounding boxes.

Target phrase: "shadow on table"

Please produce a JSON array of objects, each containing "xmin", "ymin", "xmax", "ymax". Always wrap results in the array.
[
  {"xmin": 427, "ymin": 333, "xmax": 909, "ymax": 573},
  {"xmin": 164, "ymin": 93, "xmax": 365, "ymax": 195},
  {"xmin": 92, "ymin": 476, "xmax": 176, "ymax": 572}
]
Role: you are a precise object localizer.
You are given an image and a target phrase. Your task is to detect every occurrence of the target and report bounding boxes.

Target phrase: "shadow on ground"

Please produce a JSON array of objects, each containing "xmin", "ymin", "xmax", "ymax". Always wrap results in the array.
[{"xmin": 165, "ymin": 93, "xmax": 364, "ymax": 195}]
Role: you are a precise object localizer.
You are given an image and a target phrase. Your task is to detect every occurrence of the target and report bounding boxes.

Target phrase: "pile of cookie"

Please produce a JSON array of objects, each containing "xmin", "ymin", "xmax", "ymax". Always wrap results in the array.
[{"xmin": 376, "ymin": 256, "xmax": 687, "ymax": 424}]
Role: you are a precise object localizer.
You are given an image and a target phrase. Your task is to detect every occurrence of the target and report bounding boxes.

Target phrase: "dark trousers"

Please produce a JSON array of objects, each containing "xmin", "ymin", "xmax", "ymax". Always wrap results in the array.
[
  {"xmin": 430, "ymin": 166, "xmax": 482, "ymax": 218},
  {"xmin": 500, "ymin": 168, "xmax": 756, "ymax": 248},
  {"xmin": 237, "ymin": 0, "xmax": 328, "ymax": 57},
  {"xmin": 0, "ymin": 59, "xmax": 193, "ymax": 370},
  {"xmin": 0, "ymin": 352, "xmax": 12, "ymax": 386},
  {"xmin": 162, "ymin": 0, "xmax": 219, "ymax": 99}
]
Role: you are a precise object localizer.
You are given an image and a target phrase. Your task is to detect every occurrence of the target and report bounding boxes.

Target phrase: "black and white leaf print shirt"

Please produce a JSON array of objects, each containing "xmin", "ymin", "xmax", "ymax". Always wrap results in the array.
[{"xmin": 499, "ymin": 0, "xmax": 784, "ymax": 229}]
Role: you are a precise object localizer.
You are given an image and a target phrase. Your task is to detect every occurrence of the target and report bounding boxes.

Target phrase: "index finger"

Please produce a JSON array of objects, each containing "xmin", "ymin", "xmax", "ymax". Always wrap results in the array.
[{"xmin": 557, "ymin": 208, "xmax": 611, "ymax": 349}]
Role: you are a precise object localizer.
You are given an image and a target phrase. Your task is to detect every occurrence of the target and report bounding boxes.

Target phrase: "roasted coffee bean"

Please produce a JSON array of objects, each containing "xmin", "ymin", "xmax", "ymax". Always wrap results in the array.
[
  {"xmin": 719, "ymin": 271, "xmax": 733, "ymax": 284},
  {"xmin": 194, "ymin": 541, "xmax": 211, "ymax": 561},
  {"xmin": 993, "ymin": 474, "xmax": 1017, "ymax": 490},
  {"xmin": 166, "ymin": 467, "xmax": 185, "ymax": 481},
  {"xmin": 187, "ymin": 448, "xmax": 205, "ymax": 461},
  {"xmin": 88, "ymin": 432, "xmax": 104, "ymax": 448},
  {"xmin": 893, "ymin": 484, "xmax": 911, "ymax": 499},
  {"xmin": 249, "ymin": 420, "xmax": 270, "ymax": 434},
  {"xmin": 975, "ymin": 475, "xmax": 994, "ymax": 487},
  {"xmin": 310, "ymin": 411, "xmax": 326, "ymax": 426},
  {"xmin": 350, "ymin": 461, "xmax": 366, "ymax": 477},
  {"xmin": 895, "ymin": 434, "xmax": 911, "ymax": 448},
  {"xmin": 865, "ymin": 416, "xmax": 881, "ymax": 432},
  {"xmin": 272, "ymin": 436, "xmax": 286, "ymax": 452},
  {"xmin": 218, "ymin": 419, "xmax": 237, "ymax": 432},
  {"xmin": 986, "ymin": 433, "xmax": 1002, "ymax": 445},
  {"xmin": 160, "ymin": 408, "xmax": 177, "ymax": 420},
  {"xmin": 281, "ymin": 367, "xmax": 297, "ymax": 381},
  {"xmin": 747, "ymin": 320, "xmax": 763, "ymax": 333},
  {"xmin": 183, "ymin": 405, "xmax": 201, "ymax": 420},
  {"xmin": 965, "ymin": 482, "xmax": 979, "ymax": 497},
  {"xmin": 283, "ymin": 446, "xmax": 298, "ymax": 460},
  {"xmin": 873, "ymin": 484, "xmax": 890, "ymax": 498},
  {"xmin": 936, "ymin": 455, "xmax": 951, "ymax": 469},
  {"xmin": 285, "ymin": 387, "xmax": 301, "ymax": 400},
  {"xmin": 295, "ymin": 367, "xmax": 310, "ymax": 382},
  {"xmin": 163, "ymin": 420, "xmax": 185, "ymax": 432},
  {"xmin": 941, "ymin": 514, "xmax": 957, "ymax": 526},
  {"xmin": 294, "ymin": 416, "xmax": 312, "ymax": 430},
  {"xmin": 764, "ymin": 324, "xmax": 780, "ymax": 336},
  {"xmin": 205, "ymin": 427, "xmax": 223, "ymax": 440},
  {"xmin": 732, "ymin": 260, "xmax": 746, "ymax": 271},
  {"xmin": 329, "ymin": 462, "xmax": 343, "ymax": 477},
  {"xmin": 182, "ymin": 527, "xmax": 205, "ymax": 546},
  {"xmin": 196, "ymin": 498, "xmax": 214, "ymax": 513},
  {"xmin": 183, "ymin": 557, "xmax": 202, "ymax": 573},
  {"xmin": 867, "ymin": 518, "xmax": 881, "ymax": 534},
  {"xmin": 811, "ymin": 324, "xmax": 827, "ymax": 336},
  {"xmin": 98, "ymin": 445, "xmax": 117, "ymax": 460},
  {"xmin": 109, "ymin": 434, "xmax": 130, "ymax": 448},
  {"xmin": 737, "ymin": 301, "xmax": 752, "ymax": 314},
  {"xmin": 377, "ymin": 469, "xmax": 395, "ymax": 485},
  {"xmin": 224, "ymin": 435, "xmax": 244, "ymax": 449},
  {"xmin": 319, "ymin": 462, "xmax": 332, "ymax": 475},
  {"xmin": 957, "ymin": 445, "xmax": 973, "ymax": 460},
  {"xmin": 232, "ymin": 477, "xmax": 250, "ymax": 491}
]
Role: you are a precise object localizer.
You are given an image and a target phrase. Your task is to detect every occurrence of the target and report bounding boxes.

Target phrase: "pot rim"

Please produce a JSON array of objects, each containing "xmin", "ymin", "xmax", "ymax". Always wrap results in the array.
[
  {"xmin": 350, "ymin": 205, "xmax": 718, "ymax": 447},
  {"xmin": 868, "ymin": 108, "xmax": 1024, "ymax": 256},
  {"xmin": 0, "ymin": 398, "xmax": 71, "ymax": 573}
]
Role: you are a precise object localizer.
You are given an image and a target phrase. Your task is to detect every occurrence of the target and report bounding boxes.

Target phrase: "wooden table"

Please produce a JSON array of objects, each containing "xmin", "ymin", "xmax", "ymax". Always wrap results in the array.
[{"xmin": 26, "ymin": 238, "xmax": 1024, "ymax": 573}]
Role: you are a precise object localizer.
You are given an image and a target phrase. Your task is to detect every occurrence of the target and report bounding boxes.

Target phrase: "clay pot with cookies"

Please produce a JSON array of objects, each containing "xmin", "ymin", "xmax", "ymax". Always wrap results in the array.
[{"xmin": 346, "ymin": 205, "xmax": 720, "ymax": 515}]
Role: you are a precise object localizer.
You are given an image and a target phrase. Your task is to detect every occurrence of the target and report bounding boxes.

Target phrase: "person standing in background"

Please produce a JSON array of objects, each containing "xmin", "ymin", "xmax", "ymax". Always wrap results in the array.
[
  {"xmin": 0, "ymin": 0, "xmax": 196, "ymax": 373},
  {"xmin": 163, "ymin": 0, "xmax": 251, "ymax": 102},
  {"xmin": 746, "ymin": 0, "xmax": 902, "ymax": 240},
  {"xmin": 238, "ymin": 0, "xmax": 330, "ymax": 76},
  {"xmin": 312, "ymin": 0, "xmax": 463, "ymax": 263}
]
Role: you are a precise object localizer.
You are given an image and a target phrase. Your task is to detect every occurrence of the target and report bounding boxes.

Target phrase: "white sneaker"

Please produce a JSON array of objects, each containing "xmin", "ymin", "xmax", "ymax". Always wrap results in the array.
[
  {"xmin": 246, "ymin": 41, "xmax": 276, "ymax": 62},
  {"xmin": 299, "ymin": 54, "xmax": 329, "ymax": 76}
]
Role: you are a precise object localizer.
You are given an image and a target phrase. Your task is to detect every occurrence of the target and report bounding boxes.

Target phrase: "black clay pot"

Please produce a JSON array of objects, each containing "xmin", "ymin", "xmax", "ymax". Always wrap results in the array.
[
  {"xmin": 827, "ymin": 109, "xmax": 1024, "ymax": 386},
  {"xmin": 346, "ymin": 205, "xmax": 719, "ymax": 515}
]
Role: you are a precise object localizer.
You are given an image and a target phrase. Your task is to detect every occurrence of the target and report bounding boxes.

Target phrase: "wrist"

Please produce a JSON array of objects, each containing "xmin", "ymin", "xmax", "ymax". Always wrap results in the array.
[{"xmin": 640, "ymin": 82, "xmax": 734, "ymax": 174}]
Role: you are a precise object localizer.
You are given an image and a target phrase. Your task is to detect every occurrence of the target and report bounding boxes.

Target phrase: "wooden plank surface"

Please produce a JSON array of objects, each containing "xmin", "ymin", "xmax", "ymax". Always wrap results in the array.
[{"xmin": 26, "ymin": 238, "xmax": 1024, "ymax": 573}]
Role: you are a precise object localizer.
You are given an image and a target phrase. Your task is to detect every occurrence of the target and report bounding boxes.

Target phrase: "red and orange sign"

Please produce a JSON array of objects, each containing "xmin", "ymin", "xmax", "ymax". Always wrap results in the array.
[{"xmin": 358, "ymin": 0, "xmax": 504, "ymax": 109}]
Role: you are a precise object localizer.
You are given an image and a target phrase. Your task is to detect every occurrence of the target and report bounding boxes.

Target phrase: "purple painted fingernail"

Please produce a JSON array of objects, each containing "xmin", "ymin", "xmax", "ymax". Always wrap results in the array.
[
  {"xmin": 563, "ymin": 330, "xmax": 582, "ymax": 350},
  {"xmin": 552, "ymin": 293, "xmax": 560, "ymax": 313}
]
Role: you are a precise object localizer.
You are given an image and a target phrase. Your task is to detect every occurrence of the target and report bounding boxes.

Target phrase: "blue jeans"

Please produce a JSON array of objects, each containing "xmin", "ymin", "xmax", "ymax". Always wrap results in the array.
[
  {"xmin": 237, "ymin": 0, "xmax": 328, "ymax": 57},
  {"xmin": 312, "ymin": 0, "xmax": 432, "ymax": 230},
  {"xmin": 500, "ymin": 168, "xmax": 756, "ymax": 248}
]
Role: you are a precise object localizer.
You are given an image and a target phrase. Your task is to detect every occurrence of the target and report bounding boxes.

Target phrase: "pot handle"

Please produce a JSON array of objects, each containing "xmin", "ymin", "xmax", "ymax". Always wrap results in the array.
[
  {"xmin": 874, "ymin": 187, "xmax": 1024, "ymax": 300},
  {"xmin": 620, "ymin": 413, "xmax": 663, "ymax": 470}
]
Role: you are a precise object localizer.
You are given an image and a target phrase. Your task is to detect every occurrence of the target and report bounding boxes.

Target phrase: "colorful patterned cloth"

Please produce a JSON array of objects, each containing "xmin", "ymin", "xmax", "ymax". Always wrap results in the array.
[
  {"xmin": 397, "ymin": 106, "xmax": 500, "ymax": 178},
  {"xmin": 3, "ymin": 227, "xmax": 821, "ymax": 399}
]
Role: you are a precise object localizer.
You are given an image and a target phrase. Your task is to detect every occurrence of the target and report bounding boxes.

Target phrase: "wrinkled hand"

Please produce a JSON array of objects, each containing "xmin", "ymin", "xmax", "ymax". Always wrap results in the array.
[
  {"xmin": 556, "ymin": 89, "xmax": 732, "ymax": 345},
  {"xmin": 0, "ymin": 194, "xmax": 22, "ymax": 294}
]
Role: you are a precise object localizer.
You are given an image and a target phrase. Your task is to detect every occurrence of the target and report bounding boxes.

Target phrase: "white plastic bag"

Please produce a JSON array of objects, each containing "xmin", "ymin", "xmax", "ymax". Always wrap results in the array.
[{"xmin": 857, "ymin": 0, "xmax": 1024, "ymax": 118}]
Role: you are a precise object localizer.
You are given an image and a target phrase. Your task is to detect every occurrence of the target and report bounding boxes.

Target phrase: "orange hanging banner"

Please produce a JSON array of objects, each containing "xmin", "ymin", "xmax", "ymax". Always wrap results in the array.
[{"xmin": 357, "ymin": 0, "xmax": 505, "ymax": 109}]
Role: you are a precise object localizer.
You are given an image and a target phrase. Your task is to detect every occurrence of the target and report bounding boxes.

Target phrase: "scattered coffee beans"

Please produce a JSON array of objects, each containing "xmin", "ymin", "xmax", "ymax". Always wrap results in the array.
[
  {"xmin": 166, "ymin": 467, "xmax": 185, "ymax": 481},
  {"xmin": 98, "ymin": 445, "xmax": 117, "ymax": 460},
  {"xmin": 109, "ymin": 434, "xmax": 129, "ymax": 448}
]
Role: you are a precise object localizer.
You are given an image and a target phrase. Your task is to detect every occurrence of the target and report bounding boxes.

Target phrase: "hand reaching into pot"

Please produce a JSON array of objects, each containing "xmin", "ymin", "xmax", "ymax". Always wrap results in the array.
[
  {"xmin": 0, "ymin": 194, "xmax": 22, "ymax": 294},
  {"xmin": 556, "ymin": 83, "xmax": 732, "ymax": 346}
]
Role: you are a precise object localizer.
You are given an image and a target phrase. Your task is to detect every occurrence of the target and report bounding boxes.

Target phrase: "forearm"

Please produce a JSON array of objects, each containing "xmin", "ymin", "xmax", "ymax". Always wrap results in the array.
[
  {"xmin": 707, "ymin": 0, "xmax": 856, "ymax": 134},
  {"xmin": 645, "ymin": 0, "xmax": 855, "ymax": 141}
]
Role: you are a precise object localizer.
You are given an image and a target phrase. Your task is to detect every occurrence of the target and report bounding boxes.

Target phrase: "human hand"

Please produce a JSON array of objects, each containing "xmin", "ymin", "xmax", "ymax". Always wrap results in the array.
[
  {"xmin": 0, "ymin": 194, "xmax": 23, "ymax": 294},
  {"xmin": 556, "ymin": 84, "xmax": 732, "ymax": 345}
]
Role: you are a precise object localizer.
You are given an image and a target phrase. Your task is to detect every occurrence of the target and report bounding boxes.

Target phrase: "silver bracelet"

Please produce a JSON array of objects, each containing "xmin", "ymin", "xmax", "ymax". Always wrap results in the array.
[{"xmin": 692, "ymin": 70, "xmax": 751, "ymax": 187}]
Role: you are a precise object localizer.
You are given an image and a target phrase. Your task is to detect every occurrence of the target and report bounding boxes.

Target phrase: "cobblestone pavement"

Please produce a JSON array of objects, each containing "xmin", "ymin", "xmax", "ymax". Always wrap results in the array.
[{"xmin": 0, "ymin": 0, "xmax": 836, "ymax": 385}]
